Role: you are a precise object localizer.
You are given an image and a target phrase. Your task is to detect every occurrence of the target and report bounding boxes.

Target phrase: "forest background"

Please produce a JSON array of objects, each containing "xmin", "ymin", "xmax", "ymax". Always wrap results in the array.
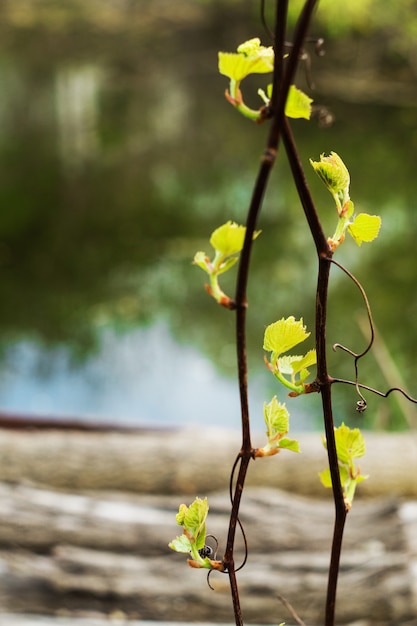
[{"xmin": 0, "ymin": 0, "xmax": 416, "ymax": 432}]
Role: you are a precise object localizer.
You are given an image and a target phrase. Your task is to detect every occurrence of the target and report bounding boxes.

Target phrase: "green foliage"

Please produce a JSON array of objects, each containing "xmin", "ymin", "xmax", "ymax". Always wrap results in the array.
[
  {"xmin": 169, "ymin": 497, "xmax": 223, "ymax": 570},
  {"xmin": 310, "ymin": 152, "xmax": 381, "ymax": 250},
  {"xmin": 218, "ymin": 38, "xmax": 312, "ymax": 122},
  {"xmin": 263, "ymin": 316, "xmax": 317, "ymax": 395},
  {"xmin": 255, "ymin": 395, "xmax": 300, "ymax": 457},
  {"xmin": 319, "ymin": 423, "xmax": 368, "ymax": 508},
  {"xmin": 218, "ymin": 38, "xmax": 274, "ymax": 81},
  {"xmin": 193, "ymin": 221, "xmax": 260, "ymax": 307}
]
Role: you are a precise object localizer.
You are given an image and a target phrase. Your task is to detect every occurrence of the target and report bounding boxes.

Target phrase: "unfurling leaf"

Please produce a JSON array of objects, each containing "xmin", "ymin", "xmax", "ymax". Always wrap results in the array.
[
  {"xmin": 320, "ymin": 424, "xmax": 368, "ymax": 508},
  {"xmin": 219, "ymin": 39, "xmax": 312, "ymax": 124},
  {"xmin": 210, "ymin": 221, "xmax": 255, "ymax": 257},
  {"xmin": 255, "ymin": 396, "xmax": 300, "ymax": 457},
  {"xmin": 218, "ymin": 38, "xmax": 274, "ymax": 81},
  {"xmin": 263, "ymin": 317, "xmax": 316, "ymax": 394},
  {"xmin": 265, "ymin": 395, "xmax": 289, "ymax": 437},
  {"xmin": 169, "ymin": 497, "xmax": 223, "ymax": 570},
  {"xmin": 193, "ymin": 222, "xmax": 260, "ymax": 307},
  {"xmin": 310, "ymin": 151, "xmax": 381, "ymax": 251},
  {"xmin": 333, "ymin": 423, "xmax": 366, "ymax": 464},
  {"xmin": 347, "ymin": 213, "xmax": 382, "ymax": 246},
  {"xmin": 310, "ymin": 151, "xmax": 350, "ymax": 199}
]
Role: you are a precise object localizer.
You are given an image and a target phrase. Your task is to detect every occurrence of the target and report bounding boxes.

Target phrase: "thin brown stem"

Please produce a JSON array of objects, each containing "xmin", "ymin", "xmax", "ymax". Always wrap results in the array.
[
  {"xmin": 283, "ymin": 101, "xmax": 348, "ymax": 626},
  {"xmin": 316, "ymin": 257, "xmax": 348, "ymax": 626},
  {"xmin": 225, "ymin": 2, "xmax": 320, "ymax": 624}
]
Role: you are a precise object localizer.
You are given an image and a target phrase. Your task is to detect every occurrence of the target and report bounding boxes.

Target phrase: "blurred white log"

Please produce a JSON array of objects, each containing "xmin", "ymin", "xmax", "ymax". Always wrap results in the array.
[
  {"xmin": 0, "ymin": 483, "xmax": 415, "ymax": 624},
  {"xmin": 0, "ymin": 427, "xmax": 416, "ymax": 497}
]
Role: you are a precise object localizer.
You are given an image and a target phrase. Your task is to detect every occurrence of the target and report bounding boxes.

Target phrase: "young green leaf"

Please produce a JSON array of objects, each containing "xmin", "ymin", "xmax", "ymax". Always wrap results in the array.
[
  {"xmin": 193, "ymin": 222, "xmax": 260, "ymax": 308},
  {"xmin": 310, "ymin": 152, "xmax": 350, "ymax": 201},
  {"xmin": 347, "ymin": 213, "xmax": 382, "ymax": 246},
  {"xmin": 255, "ymin": 395, "xmax": 300, "ymax": 457},
  {"xmin": 320, "ymin": 424, "xmax": 368, "ymax": 508},
  {"xmin": 168, "ymin": 533, "xmax": 193, "ymax": 554},
  {"xmin": 278, "ymin": 350, "xmax": 317, "ymax": 377},
  {"xmin": 169, "ymin": 497, "xmax": 221, "ymax": 569},
  {"xmin": 310, "ymin": 151, "xmax": 382, "ymax": 251},
  {"xmin": 219, "ymin": 39, "xmax": 312, "ymax": 124},
  {"xmin": 210, "ymin": 221, "xmax": 249, "ymax": 257},
  {"xmin": 285, "ymin": 85, "xmax": 313, "ymax": 119},
  {"xmin": 265, "ymin": 395, "xmax": 289, "ymax": 436},
  {"xmin": 333, "ymin": 423, "xmax": 366, "ymax": 465},
  {"xmin": 218, "ymin": 38, "xmax": 274, "ymax": 81},
  {"xmin": 263, "ymin": 317, "xmax": 316, "ymax": 395},
  {"xmin": 278, "ymin": 437, "xmax": 301, "ymax": 452},
  {"xmin": 263, "ymin": 316, "xmax": 310, "ymax": 355}
]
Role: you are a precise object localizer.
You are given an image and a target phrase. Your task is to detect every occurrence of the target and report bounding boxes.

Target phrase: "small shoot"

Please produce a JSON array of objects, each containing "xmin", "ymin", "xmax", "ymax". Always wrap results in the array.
[
  {"xmin": 310, "ymin": 152, "xmax": 381, "ymax": 251},
  {"xmin": 168, "ymin": 497, "xmax": 224, "ymax": 571},
  {"xmin": 218, "ymin": 38, "xmax": 312, "ymax": 123},
  {"xmin": 319, "ymin": 423, "xmax": 368, "ymax": 509},
  {"xmin": 193, "ymin": 221, "xmax": 260, "ymax": 308},
  {"xmin": 263, "ymin": 316, "xmax": 317, "ymax": 396},
  {"xmin": 255, "ymin": 395, "xmax": 300, "ymax": 457}
]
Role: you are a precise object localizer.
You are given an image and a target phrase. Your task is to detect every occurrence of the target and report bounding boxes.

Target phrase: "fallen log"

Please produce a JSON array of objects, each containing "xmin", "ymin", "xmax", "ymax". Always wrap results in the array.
[
  {"xmin": 0, "ymin": 428, "xmax": 416, "ymax": 498},
  {"xmin": 0, "ymin": 483, "xmax": 416, "ymax": 624}
]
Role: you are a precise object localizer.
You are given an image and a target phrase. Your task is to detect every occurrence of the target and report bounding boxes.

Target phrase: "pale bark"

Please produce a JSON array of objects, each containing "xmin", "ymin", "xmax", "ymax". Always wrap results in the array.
[{"xmin": 0, "ymin": 428, "xmax": 416, "ymax": 497}]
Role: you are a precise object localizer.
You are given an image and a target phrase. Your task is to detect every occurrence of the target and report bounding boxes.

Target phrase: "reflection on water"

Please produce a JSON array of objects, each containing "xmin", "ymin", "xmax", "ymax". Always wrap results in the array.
[
  {"xmin": 0, "ymin": 1, "xmax": 416, "ymax": 428},
  {"xmin": 0, "ymin": 320, "xmax": 263, "ymax": 429},
  {"xmin": 55, "ymin": 64, "xmax": 101, "ymax": 171},
  {"xmin": 0, "ymin": 319, "xmax": 320, "ymax": 431}
]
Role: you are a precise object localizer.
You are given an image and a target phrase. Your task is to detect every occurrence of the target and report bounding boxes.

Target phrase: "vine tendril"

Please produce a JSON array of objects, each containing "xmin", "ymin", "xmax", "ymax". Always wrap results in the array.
[{"xmin": 329, "ymin": 257, "xmax": 375, "ymax": 411}]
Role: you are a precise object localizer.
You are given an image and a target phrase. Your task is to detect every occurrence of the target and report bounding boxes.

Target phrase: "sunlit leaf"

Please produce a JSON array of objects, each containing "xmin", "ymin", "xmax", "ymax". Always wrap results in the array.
[
  {"xmin": 347, "ymin": 213, "xmax": 381, "ymax": 246},
  {"xmin": 257, "ymin": 396, "xmax": 300, "ymax": 456},
  {"xmin": 320, "ymin": 424, "xmax": 368, "ymax": 506},
  {"xmin": 210, "ymin": 221, "xmax": 260, "ymax": 258},
  {"xmin": 218, "ymin": 38, "xmax": 274, "ymax": 81},
  {"xmin": 182, "ymin": 497, "xmax": 209, "ymax": 547},
  {"xmin": 264, "ymin": 396, "xmax": 289, "ymax": 438},
  {"xmin": 168, "ymin": 534, "xmax": 192, "ymax": 554},
  {"xmin": 263, "ymin": 316, "xmax": 310, "ymax": 354},
  {"xmin": 334, "ymin": 423, "xmax": 366, "ymax": 464},
  {"xmin": 175, "ymin": 503, "xmax": 188, "ymax": 526},
  {"xmin": 310, "ymin": 151, "xmax": 350, "ymax": 196},
  {"xmin": 319, "ymin": 467, "xmax": 332, "ymax": 488},
  {"xmin": 285, "ymin": 85, "xmax": 313, "ymax": 119},
  {"xmin": 278, "ymin": 437, "xmax": 301, "ymax": 452},
  {"xmin": 278, "ymin": 350, "xmax": 317, "ymax": 375}
]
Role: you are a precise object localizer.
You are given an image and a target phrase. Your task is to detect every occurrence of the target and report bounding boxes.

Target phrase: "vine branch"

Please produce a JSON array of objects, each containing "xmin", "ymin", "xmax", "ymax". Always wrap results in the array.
[
  {"xmin": 282, "ymin": 98, "xmax": 347, "ymax": 626},
  {"xmin": 224, "ymin": 1, "xmax": 320, "ymax": 624}
]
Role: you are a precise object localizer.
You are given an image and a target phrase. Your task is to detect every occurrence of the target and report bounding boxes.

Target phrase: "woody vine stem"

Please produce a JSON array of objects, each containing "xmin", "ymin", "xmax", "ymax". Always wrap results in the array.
[
  {"xmin": 225, "ymin": 0, "xmax": 323, "ymax": 623},
  {"xmin": 168, "ymin": 0, "xmax": 417, "ymax": 623}
]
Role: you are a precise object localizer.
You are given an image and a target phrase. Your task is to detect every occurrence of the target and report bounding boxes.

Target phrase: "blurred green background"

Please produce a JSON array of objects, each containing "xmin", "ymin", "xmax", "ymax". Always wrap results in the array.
[{"xmin": 0, "ymin": 0, "xmax": 416, "ymax": 430}]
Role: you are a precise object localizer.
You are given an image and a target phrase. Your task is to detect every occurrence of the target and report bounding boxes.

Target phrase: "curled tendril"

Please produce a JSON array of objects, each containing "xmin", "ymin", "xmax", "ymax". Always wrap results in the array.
[
  {"xmin": 329, "ymin": 258, "xmax": 374, "ymax": 411},
  {"xmin": 260, "ymin": 0, "xmax": 274, "ymax": 40},
  {"xmin": 203, "ymin": 535, "xmax": 220, "ymax": 590},
  {"xmin": 228, "ymin": 453, "xmax": 249, "ymax": 573},
  {"xmin": 333, "ymin": 379, "xmax": 417, "ymax": 405},
  {"xmin": 328, "ymin": 257, "xmax": 417, "ymax": 412},
  {"xmin": 356, "ymin": 399, "xmax": 367, "ymax": 413}
]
